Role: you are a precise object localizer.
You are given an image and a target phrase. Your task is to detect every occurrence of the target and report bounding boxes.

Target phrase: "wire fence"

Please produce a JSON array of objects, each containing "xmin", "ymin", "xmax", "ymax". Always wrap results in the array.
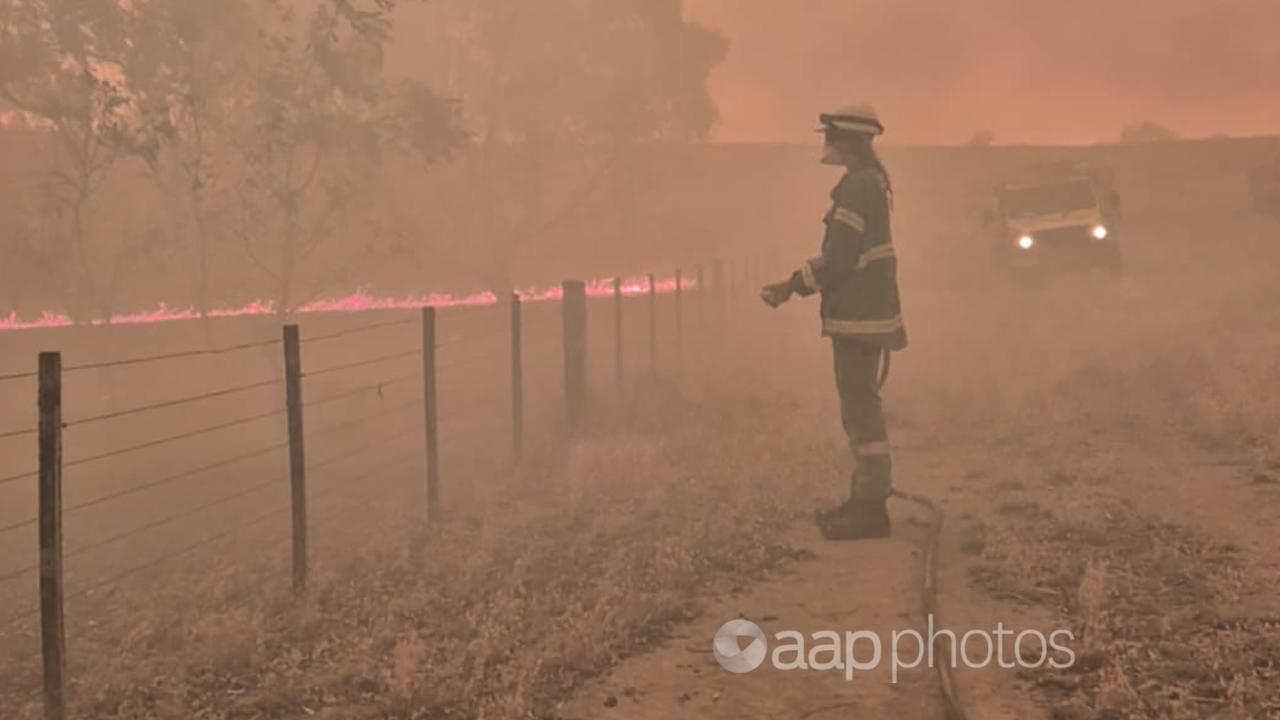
[{"xmin": 0, "ymin": 261, "xmax": 764, "ymax": 719}]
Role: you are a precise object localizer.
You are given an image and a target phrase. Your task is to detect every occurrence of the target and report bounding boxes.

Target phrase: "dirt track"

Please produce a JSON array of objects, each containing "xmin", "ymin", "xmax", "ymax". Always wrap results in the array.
[{"xmin": 558, "ymin": 186, "xmax": 1280, "ymax": 718}]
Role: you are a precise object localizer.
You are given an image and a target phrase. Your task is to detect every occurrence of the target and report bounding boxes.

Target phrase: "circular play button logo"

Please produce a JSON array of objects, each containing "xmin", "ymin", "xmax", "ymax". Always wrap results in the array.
[{"xmin": 713, "ymin": 619, "xmax": 768, "ymax": 673}]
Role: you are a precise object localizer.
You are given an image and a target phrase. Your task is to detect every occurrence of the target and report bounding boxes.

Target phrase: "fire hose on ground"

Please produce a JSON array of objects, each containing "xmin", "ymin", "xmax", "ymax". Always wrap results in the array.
[
  {"xmin": 891, "ymin": 488, "xmax": 968, "ymax": 720},
  {"xmin": 882, "ymin": 348, "xmax": 967, "ymax": 720}
]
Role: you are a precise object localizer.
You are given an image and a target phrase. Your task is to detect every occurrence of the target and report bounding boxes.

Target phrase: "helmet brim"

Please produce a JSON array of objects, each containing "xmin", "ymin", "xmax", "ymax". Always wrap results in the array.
[{"xmin": 817, "ymin": 114, "xmax": 885, "ymax": 136}]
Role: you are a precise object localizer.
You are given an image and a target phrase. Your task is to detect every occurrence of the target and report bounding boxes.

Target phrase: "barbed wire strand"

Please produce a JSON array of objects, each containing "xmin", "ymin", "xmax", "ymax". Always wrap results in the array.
[
  {"xmin": 297, "ymin": 436, "xmax": 431, "ymax": 535},
  {"xmin": 0, "ymin": 513, "xmax": 36, "ymax": 536},
  {"xmin": 63, "ymin": 338, "xmax": 282, "ymax": 374},
  {"xmin": 0, "ymin": 506, "xmax": 290, "ymax": 629},
  {"xmin": 3, "ymin": 403, "xmax": 472, "ymax": 629},
  {"xmin": 301, "ymin": 317, "xmax": 418, "ymax": 345},
  {"xmin": 64, "ymin": 378, "xmax": 281, "ymax": 429},
  {"xmin": 0, "ymin": 337, "xmax": 285, "ymax": 386},
  {"xmin": 302, "ymin": 373, "xmax": 420, "ymax": 410},
  {"xmin": 0, "ymin": 440, "xmax": 426, "ymax": 626},
  {"xmin": 2, "ymin": 393, "xmax": 425, "ymax": 535},
  {"xmin": 437, "ymin": 321, "xmax": 519, "ymax": 348},
  {"xmin": 304, "ymin": 397, "xmax": 422, "ymax": 445},
  {"xmin": 436, "ymin": 347, "xmax": 515, "ymax": 373},
  {"xmin": 302, "ymin": 307, "xmax": 512, "ymax": 348},
  {"xmin": 0, "ymin": 426, "xmax": 37, "ymax": 441},
  {"xmin": 438, "ymin": 380, "xmax": 506, "ymax": 406},
  {"xmin": 62, "ymin": 441, "xmax": 290, "ymax": 519},
  {"xmin": 307, "ymin": 424, "xmax": 423, "ymax": 487},
  {"xmin": 310, "ymin": 445, "xmax": 425, "ymax": 507},
  {"xmin": 0, "ymin": 406, "xmax": 286, "ymax": 489},
  {"xmin": 0, "ymin": 426, "xmax": 425, "ymax": 586},
  {"xmin": 0, "ymin": 318, "xmax": 555, "ymax": 540},
  {"xmin": 1, "ymin": 441, "xmax": 285, "ymax": 536},
  {"xmin": 304, "ymin": 347, "xmax": 421, "ymax": 379},
  {"xmin": 0, "ymin": 562, "xmax": 34, "ymax": 585},
  {"xmin": 0, "ymin": 297, "xmax": 565, "ymax": 385},
  {"xmin": 66, "ymin": 507, "xmax": 289, "ymax": 607},
  {"xmin": 104, "ymin": 425, "xmax": 417, "ymax": 551},
  {"xmin": 0, "ymin": 313, "xmax": 595, "ymax": 623},
  {"xmin": 0, "ymin": 476, "xmax": 284, "ymax": 586}
]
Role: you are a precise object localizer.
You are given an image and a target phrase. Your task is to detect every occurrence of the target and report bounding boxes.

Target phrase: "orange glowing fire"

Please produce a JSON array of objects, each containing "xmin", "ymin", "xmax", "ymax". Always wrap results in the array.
[{"xmin": 0, "ymin": 276, "xmax": 695, "ymax": 332}]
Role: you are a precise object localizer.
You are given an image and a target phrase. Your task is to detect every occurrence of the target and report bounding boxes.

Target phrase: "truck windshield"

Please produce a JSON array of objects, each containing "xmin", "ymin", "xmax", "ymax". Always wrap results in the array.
[{"xmin": 1001, "ymin": 179, "xmax": 1098, "ymax": 218}]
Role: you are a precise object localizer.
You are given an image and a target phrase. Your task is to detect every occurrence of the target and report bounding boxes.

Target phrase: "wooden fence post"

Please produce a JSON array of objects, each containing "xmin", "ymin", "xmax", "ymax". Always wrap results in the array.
[
  {"xmin": 421, "ymin": 307, "xmax": 440, "ymax": 521},
  {"xmin": 509, "ymin": 293, "xmax": 524, "ymax": 462},
  {"xmin": 282, "ymin": 326, "xmax": 307, "ymax": 593},
  {"xmin": 613, "ymin": 277, "xmax": 624, "ymax": 384},
  {"xmin": 675, "ymin": 268, "xmax": 684, "ymax": 351},
  {"xmin": 647, "ymin": 273, "xmax": 657, "ymax": 374},
  {"xmin": 38, "ymin": 352, "xmax": 65, "ymax": 720},
  {"xmin": 562, "ymin": 280, "xmax": 587, "ymax": 429}
]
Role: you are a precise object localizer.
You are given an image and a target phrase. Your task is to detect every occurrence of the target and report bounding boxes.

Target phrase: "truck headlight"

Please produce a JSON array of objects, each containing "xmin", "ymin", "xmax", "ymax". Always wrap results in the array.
[
  {"xmin": 1017, "ymin": 235, "xmax": 1035, "ymax": 250},
  {"xmin": 1092, "ymin": 224, "xmax": 1108, "ymax": 240}
]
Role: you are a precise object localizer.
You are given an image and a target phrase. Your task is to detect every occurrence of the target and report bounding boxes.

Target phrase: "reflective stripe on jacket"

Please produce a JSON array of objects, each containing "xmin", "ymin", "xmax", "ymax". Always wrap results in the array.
[{"xmin": 789, "ymin": 168, "xmax": 907, "ymax": 350}]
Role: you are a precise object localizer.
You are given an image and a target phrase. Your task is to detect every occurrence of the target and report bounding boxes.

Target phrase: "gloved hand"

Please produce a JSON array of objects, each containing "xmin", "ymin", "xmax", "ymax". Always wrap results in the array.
[{"xmin": 760, "ymin": 280, "xmax": 794, "ymax": 308}]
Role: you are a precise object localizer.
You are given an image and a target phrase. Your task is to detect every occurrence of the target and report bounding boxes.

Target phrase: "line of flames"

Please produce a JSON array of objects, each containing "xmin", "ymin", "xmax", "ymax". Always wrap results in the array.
[{"xmin": 0, "ymin": 276, "xmax": 697, "ymax": 333}]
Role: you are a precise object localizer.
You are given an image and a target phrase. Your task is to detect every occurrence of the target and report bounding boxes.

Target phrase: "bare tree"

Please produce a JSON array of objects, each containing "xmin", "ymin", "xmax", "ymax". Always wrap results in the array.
[
  {"xmin": 2, "ymin": 0, "xmax": 460, "ymax": 323},
  {"xmin": 0, "ymin": 0, "xmax": 160, "ymax": 320},
  {"xmin": 403, "ymin": 0, "xmax": 726, "ymax": 293},
  {"xmin": 125, "ymin": 0, "xmax": 261, "ymax": 319},
  {"xmin": 224, "ymin": 0, "xmax": 462, "ymax": 315}
]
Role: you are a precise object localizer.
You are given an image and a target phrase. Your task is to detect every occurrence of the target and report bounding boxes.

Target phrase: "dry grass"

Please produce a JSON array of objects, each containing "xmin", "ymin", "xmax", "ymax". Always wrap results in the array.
[
  {"xmin": 916, "ymin": 217, "xmax": 1280, "ymax": 718},
  {"xmin": 3, "ymin": 158, "xmax": 1279, "ymax": 719},
  {"xmin": 0, "ymin": 364, "xmax": 831, "ymax": 719},
  {"xmin": 971, "ymin": 487, "xmax": 1280, "ymax": 719},
  {"xmin": 945, "ymin": 273, "xmax": 1280, "ymax": 717}
]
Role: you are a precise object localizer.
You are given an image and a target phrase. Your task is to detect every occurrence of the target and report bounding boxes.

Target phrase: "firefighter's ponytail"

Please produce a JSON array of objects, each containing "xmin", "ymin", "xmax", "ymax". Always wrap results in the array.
[{"xmin": 850, "ymin": 135, "xmax": 893, "ymax": 209}]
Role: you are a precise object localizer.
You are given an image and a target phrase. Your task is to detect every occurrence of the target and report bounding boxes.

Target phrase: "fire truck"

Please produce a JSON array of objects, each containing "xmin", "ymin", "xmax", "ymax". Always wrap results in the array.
[{"xmin": 980, "ymin": 162, "xmax": 1124, "ymax": 278}]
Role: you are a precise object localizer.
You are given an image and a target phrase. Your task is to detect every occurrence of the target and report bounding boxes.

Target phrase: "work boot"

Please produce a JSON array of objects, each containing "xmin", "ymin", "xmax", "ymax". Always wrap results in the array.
[
  {"xmin": 814, "ymin": 497, "xmax": 855, "ymax": 524},
  {"xmin": 814, "ymin": 472, "xmax": 861, "ymax": 524},
  {"xmin": 817, "ymin": 498, "xmax": 890, "ymax": 541}
]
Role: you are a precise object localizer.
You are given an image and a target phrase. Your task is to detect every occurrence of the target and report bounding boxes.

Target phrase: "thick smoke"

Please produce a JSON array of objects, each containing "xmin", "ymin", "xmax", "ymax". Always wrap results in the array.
[{"xmin": 685, "ymin": 0, "xmax": 1280, "ymax": 144}]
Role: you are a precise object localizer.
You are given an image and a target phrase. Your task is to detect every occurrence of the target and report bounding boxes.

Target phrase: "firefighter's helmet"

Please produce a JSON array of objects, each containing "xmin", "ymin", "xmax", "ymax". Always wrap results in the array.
[{"xmin": 819, "ymin": 103, "xmax": 885, "ymax": 136}]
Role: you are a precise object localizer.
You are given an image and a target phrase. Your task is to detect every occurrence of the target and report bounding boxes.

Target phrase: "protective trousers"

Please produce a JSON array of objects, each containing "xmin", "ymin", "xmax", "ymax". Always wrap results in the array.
[{"xmin": 832, "ymin": 337, "xmax": 891, "ymax": 502}]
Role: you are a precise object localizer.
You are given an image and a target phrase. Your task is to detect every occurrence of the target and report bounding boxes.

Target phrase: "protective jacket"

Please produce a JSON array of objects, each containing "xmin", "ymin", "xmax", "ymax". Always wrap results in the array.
[{"xmin": 789, "ymin": 167, "xmax": 907, "ymax": 350}]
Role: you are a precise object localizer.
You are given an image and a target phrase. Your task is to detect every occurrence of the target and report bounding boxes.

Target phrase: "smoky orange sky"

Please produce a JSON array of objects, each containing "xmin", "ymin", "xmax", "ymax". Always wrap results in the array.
[{"xmin": 685, "ymin": 0, "xmax": 1280, "ymax": 146}]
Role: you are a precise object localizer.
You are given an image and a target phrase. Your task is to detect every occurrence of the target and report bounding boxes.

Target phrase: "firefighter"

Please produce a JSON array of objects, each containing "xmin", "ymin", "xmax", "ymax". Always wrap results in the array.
[{"xmin": 760, "ymin": 103, "xmax": 907, "ymax": 540}]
